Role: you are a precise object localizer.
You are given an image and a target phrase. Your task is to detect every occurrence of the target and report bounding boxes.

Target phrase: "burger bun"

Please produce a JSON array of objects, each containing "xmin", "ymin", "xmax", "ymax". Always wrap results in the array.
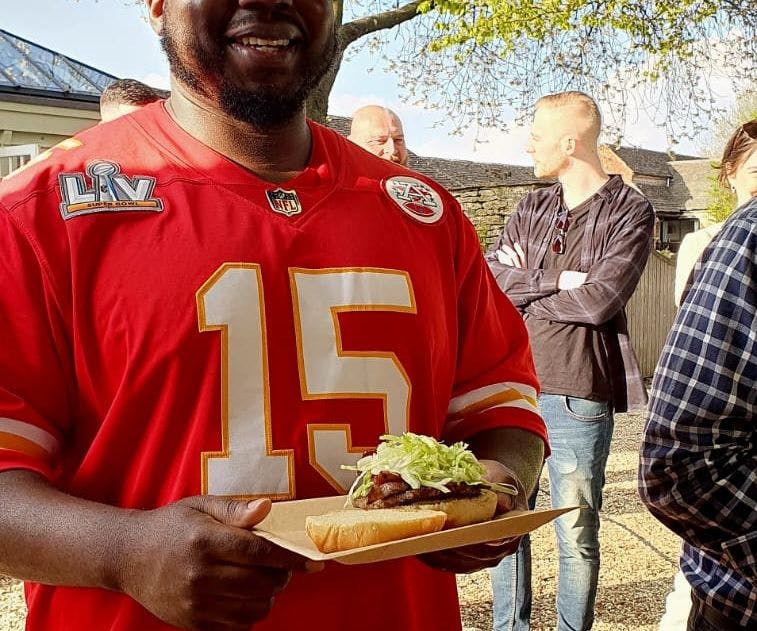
[
  {"xmin": 305, "ymin": 490, "xmax": 499, "ymax": 553},
  {"xmin": 412, "ymin": 489, "xmax": 498, "ymax": 527},
  {"xmin": 306, "ymin": 508, "xmax": 446, "ymax": 553}
]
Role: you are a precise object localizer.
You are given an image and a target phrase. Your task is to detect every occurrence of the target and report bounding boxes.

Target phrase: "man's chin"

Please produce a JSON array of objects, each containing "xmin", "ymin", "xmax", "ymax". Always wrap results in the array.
[
  {"xmin": 218, "ymin": 85, "xmax": 306, "ymax": 128},
  {"xmin": 533, "ymin": 166, "xmax": 555, "ymax": 180}
]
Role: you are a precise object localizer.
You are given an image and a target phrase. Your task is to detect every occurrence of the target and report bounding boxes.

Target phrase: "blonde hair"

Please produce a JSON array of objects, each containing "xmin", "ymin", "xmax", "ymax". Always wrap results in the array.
[{"xmin": 535, "ymin": 91, "xmax": 602, "ymax": 140}]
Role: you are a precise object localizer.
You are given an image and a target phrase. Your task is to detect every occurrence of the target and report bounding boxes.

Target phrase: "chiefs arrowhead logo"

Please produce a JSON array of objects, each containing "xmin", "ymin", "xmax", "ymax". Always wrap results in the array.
[{"xmin": 384, "ymin": 176, "xmax": 444, "ymax": 224}]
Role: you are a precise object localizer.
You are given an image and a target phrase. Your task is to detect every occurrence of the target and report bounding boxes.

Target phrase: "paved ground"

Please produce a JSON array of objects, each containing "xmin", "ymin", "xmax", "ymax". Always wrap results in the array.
[{"xmin": 0, "ymin": 410, "xmax": 679, "ymax": 630}]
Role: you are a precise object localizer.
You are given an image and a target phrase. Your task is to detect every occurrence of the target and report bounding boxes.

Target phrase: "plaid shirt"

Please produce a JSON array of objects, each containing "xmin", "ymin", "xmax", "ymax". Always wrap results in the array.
[
  {"xmin": 640, "ymin": 197, "xmax": 757, "ymax": 626},
  {"xmin": 485, "ymin": 175, "xmax": 654, "ymax": 412}
]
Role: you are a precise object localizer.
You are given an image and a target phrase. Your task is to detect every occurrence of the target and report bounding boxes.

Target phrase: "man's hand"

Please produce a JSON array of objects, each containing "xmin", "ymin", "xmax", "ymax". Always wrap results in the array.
[
  {"xmin": 496, "ymin": 243, "xmax": 527, "ymax": 268},
  {"xmin": 557, "ymin": 270, "xmax": 587, "ymax": 290},
  {"xmin": 418, "ymin": 460, "xmax": 527, "ymax": 574},
  {"xmin": 119, "ymin": 496, "xmax": 322, "ymax": 631}
]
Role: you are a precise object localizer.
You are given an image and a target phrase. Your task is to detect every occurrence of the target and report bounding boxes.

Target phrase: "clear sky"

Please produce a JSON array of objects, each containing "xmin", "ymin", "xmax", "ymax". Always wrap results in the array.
[{"xmin": 3, "ymin": 0, "xmax": 727, "ymax": 164}]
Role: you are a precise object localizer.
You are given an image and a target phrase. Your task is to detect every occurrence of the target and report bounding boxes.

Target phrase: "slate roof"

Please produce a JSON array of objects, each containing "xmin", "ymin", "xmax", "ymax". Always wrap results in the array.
[
  {"xmin": 601, "ymin": 145, "xmax": 705, "ymax": 214},
  {"xmin": 0, "ymin": 29, "xmax": 117, "ymax": 102},
  {"xmin": 408, "ymin": 156, "xmax": 540, "ymax": 190},
  {"xmin": 634, "ymin": 183, "xmax": 681, "ymax": 214},
  {"xmin": 327, "ymin": 114, "xmax": 351, "ymax": 137},
  {"xmin": 611, "ymin": 146, "xmax": 700, "ymax": 177},
  {"xmin": 326, "ymin": 114, "xmax": 541, "ymax": 190}
]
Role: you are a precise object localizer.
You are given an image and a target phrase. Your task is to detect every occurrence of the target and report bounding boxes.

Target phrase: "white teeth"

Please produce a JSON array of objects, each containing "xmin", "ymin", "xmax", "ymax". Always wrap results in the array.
[{"xmin": 239, "ymin": 36, "xmax": 290, "ymax": 48}]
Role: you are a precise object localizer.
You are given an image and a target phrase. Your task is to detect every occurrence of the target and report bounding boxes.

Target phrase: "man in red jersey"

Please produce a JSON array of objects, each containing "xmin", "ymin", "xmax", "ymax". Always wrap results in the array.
[{"xmin": 0, "ymin": 2, "xmax": 547, "ymax": 631}]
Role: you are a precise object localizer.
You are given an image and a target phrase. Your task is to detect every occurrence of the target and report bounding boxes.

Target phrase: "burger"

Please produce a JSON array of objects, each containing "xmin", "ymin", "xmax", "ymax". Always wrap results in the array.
[{"xmin": 305, "ymin": 433, "xmax": 518, "ymax": 552}]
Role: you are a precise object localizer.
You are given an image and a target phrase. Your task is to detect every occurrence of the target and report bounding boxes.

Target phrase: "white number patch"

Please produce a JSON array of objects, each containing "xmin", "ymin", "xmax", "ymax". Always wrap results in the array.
[{"xmin": 198, "ymin": 265, "xmax": 415, "ymax": 498}]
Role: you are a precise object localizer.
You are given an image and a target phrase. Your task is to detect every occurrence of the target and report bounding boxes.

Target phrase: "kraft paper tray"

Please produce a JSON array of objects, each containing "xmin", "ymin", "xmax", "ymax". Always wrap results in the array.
[{"xmin": 254, "ymin": 495, "xmax": 577, "ymax": 565}]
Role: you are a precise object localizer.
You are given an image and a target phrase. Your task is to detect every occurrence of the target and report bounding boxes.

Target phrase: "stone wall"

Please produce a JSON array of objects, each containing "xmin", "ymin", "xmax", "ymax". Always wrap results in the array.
[{"xmin": 452, "ymin": 184, "xmax": 540, "ymax": 250}]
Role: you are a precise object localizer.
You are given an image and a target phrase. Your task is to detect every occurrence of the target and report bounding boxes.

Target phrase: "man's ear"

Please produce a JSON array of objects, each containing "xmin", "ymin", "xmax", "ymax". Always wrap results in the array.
[
  {"xmin": 144, "ymin": 0, "xmax": 166, "ymax": 35},
  {"xmin": 563, "ymin": 136, "xmax": 577, "ymax": 156}
]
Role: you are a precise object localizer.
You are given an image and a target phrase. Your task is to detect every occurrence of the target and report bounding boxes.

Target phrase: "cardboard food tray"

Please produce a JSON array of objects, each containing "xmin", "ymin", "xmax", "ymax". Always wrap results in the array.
[{"xmin": 254, "ymin": 495, "xmax": 577, "ymax": 565}]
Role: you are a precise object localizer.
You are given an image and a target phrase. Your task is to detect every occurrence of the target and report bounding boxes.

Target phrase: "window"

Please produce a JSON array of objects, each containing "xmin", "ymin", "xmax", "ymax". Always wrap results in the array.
[{"xmin": 660, "ymin": 218, "xmax": 700, "ymax": 251}]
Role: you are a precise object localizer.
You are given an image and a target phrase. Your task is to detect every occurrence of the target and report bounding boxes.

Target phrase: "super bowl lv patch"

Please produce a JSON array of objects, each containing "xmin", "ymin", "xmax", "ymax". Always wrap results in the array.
[{"xmin": 58, "ymin": 160, "xmax": 163, "ymax": 220}]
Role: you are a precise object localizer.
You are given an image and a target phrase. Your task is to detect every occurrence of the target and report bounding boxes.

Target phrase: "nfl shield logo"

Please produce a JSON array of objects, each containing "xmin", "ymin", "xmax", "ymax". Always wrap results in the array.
[{"xmin": 266, "ymin": 188, "xmax": 302, "ymax": 217}]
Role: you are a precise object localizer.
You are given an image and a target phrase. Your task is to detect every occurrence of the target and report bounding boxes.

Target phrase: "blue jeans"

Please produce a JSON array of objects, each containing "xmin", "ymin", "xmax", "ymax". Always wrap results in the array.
[{"xmin": 490, "ymin": 394, "xmax": 614, "ymax": 631}]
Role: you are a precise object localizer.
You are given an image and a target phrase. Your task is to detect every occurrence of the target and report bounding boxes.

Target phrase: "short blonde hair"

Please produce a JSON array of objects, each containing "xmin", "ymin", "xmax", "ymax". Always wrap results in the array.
[{"xmin": 535, "ymin": 91, "xmax": 602, "ymax": 139}]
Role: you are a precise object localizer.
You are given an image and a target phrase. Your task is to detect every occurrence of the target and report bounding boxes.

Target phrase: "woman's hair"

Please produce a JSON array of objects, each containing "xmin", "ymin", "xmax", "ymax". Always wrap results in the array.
[{"xmin": 718, "ymin": 119, "xmax": 757, "ymax": 187}]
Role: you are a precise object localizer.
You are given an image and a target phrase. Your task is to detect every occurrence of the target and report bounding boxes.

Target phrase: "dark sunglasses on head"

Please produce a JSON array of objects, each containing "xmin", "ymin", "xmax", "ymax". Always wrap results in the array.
[{"xmin": 552, "ymin": 206, "xmax": 570, "ymax": 254}]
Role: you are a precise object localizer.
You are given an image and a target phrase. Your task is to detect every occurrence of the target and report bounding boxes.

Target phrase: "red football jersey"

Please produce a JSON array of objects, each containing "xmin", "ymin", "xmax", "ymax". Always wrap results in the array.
[{"xmin": 0, "ymin": 103, "xmax": 545, "ymax": 631}]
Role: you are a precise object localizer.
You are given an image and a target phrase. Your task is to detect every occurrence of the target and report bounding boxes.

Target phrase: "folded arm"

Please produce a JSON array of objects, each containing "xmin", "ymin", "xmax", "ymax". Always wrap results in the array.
[
  {"xmin": 484, "ymin": 203, "xmax": 562, "ymax": 308},
  {"xmin": 524, "ymin": 206, "xmax": 654, "ymax": 325}
]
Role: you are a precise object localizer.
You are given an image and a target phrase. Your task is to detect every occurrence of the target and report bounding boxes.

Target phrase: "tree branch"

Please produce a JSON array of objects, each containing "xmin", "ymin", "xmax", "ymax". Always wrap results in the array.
[{"xmin": 339, "ymin": 1, "xmax": 428, "ymax": 49}]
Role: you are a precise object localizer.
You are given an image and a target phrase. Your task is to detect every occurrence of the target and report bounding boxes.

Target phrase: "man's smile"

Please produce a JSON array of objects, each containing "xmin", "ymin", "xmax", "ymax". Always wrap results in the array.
[{"xmin": 226, "ymin": 21, "xmax": 303, "ymax": 63}]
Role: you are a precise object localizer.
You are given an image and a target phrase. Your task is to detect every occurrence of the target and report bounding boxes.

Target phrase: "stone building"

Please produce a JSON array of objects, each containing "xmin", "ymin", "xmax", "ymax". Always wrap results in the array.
[
  {"xmin": 409, "ymin": 156, "xmax": 544, "ymax": 246},
  {"xmin": 599, "ymin": 145, "xmax": 710, "ymax": 251}
]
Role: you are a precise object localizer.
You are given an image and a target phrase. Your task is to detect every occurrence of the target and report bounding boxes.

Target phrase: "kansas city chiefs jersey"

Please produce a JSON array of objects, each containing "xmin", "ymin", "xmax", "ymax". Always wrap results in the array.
[{"xmin": 0, "ymin": 102, "xmax": 545, "ymax": 631}]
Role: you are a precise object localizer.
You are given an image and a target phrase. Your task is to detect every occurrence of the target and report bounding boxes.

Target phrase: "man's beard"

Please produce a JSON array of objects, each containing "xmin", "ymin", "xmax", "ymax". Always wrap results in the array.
[
  {"xmin": 160, "ymin": 16, "xmax": 337, "ymax": 128},
  {"xmin": 534, "ymin": 153, "xmax": 567, "ymax": 179}
]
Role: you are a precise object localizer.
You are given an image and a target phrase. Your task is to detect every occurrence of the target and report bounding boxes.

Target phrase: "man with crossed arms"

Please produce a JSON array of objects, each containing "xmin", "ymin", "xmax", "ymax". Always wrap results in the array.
[{"xmin": 486, "ymin": 91, "xmax": 654, "ymax": 631}]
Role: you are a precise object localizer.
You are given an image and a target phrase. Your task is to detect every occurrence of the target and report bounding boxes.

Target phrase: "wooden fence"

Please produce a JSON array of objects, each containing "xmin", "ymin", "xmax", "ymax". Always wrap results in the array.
[{"xmin": 626, "ymin": 251, "xmax": 677, "ymax": 378}]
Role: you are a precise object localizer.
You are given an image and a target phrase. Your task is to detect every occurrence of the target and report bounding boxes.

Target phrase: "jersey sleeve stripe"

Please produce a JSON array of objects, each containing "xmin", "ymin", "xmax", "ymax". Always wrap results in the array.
[
  {"xmin": 442, "ymin": 406, "xmax": 549, "ymax": 452},
  {"xmin": 447, "ymin": 383, "xmax": 538, "ymax": 416},
  {"xmin": 0, "ymin": 433, "xmax": 52, "ymax": 461},
  {"xmin": 448, "ymin": 388, "xmax": 538, "ymax": 420},
  {"xmin": 487, "ymin": 399, "xmax": 542, "ymax": 414},
  {"xmin": 0, "ymin": 418, "xmax": 59, "ymax": 455}
]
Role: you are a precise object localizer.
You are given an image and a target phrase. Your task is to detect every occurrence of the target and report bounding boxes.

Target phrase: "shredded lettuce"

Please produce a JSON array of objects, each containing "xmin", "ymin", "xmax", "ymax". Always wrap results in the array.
[{"xmin": 341, "ymin": 433, "xmax": 518, "ymax": 499}]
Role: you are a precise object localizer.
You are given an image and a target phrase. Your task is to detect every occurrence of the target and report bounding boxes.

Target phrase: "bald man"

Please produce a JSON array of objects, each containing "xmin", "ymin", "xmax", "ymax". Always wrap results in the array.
[
  {"xmin": 348, "ymin": 105, "xmax": 409, "ymax": 166},
  {"xmin": 485, "ymin": 92, "xmax": 654, "ymax": 631}
]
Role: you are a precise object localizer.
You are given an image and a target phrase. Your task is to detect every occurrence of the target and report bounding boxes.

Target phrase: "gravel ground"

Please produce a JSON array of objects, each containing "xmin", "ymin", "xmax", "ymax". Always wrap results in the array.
[
  {"xmin": 0, "ymin": 409, "xmax": 679, "ymax": 630},
  {"xmin": 458, "ymin": 409, "xmax": 680, "ymax": 631}
]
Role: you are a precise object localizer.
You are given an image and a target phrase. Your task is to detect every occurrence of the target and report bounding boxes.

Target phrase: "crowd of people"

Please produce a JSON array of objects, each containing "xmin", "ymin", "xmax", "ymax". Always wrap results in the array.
[{"xmin": 0, "ymin": 2, "xmax": 754, "ymax": 631}]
